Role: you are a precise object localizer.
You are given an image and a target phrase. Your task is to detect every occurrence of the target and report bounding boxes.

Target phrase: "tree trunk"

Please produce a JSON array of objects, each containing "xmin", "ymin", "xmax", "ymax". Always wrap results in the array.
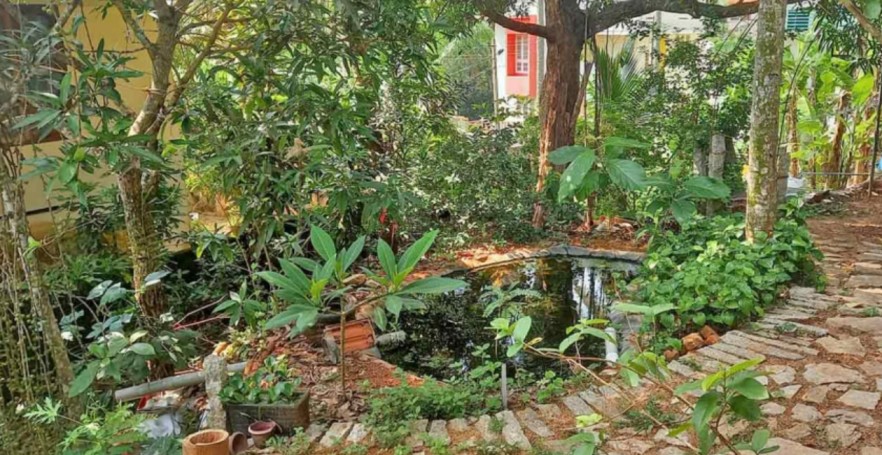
[
  {"xmin": 786, "ymin": 93, "xmax": 800, "ymax": 177},
  {"xmin": 532, "ymin": 2, "xmax": 585, "ymax": 228},
  {"xmin": 707, "ymin": 134, "xmax": 726, "ymax": 215},
  {"xmin": 851, "ymin": 82, "xmax": 878, "ymax": 186},
  {"xmin": 827, "ymin": 92, "xmax": 850, "ymax": 189},
  {"xmin": 0, "ymin": 148, "xmax": 76, "ymax": 398},
  {"xmin": 746, "ymin": 0, "xmax": 786, "ymax": 242}
]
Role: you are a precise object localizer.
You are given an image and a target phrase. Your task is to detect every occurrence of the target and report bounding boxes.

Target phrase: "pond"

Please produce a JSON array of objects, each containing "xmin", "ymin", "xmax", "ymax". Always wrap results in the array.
[{"xmin": 380, "ymin": 255, "xmax": 638, "ymax": 380}]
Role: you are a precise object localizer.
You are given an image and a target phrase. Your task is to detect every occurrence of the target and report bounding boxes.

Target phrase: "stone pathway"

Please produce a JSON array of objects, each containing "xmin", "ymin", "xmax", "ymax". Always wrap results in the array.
[{"xmin": 297, "ymin": 200, "xmax": 882, "ymax": 454}]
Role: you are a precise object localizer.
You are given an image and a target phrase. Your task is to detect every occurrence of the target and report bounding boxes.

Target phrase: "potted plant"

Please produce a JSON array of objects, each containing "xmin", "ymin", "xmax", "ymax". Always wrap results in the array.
[{"xmin": 220, "ymin": 356, "xmax": 309, "ymax": 434}]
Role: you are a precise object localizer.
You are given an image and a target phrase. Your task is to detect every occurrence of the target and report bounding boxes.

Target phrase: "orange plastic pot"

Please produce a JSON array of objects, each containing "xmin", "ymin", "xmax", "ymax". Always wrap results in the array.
[{"xmin": 183, "ymin": 429, "xmax": 230, "ymax": 455}]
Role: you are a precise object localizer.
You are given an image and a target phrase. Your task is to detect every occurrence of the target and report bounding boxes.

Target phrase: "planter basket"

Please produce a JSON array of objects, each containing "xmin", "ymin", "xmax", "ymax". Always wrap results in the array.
[{"xmin": 226, "ymin": 392, "xmax": 310, "ymax": 435}]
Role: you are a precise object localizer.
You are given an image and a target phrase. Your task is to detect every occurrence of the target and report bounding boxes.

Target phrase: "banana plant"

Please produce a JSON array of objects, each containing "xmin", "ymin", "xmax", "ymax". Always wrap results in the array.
[{"xmin": 257, "ymin": 225, "xmax": 465, "ymax": 388}]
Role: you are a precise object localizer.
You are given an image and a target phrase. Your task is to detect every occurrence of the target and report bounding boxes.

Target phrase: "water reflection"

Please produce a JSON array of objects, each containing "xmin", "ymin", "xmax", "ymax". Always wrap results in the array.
[{"xmin": 380, "ymin": 256, "xmax": 636, "ymax": 379}]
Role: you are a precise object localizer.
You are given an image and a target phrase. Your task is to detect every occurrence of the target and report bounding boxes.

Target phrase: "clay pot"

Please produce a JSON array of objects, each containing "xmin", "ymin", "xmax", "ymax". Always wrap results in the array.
[
  {"xmin": 183, "ymin": 429, "xmax": 230, "ymax": 455},
  {"xmin": 228, "ymin": 432, "xmax": 248, "ymax": 454},
  {"xmin": 248, "ymin": 420, "xmax": 278, "ymax": 448}
]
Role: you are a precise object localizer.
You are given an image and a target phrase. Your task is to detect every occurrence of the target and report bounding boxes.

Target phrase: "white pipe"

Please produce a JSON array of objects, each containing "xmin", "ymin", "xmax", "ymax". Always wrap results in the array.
[
  {"xmin": 604, "ymin": 327, "xmax": 618, "ymax": 362},
  {"xmin": 114, "ymin": 362, "xmax": 247, "ymax": 402}
]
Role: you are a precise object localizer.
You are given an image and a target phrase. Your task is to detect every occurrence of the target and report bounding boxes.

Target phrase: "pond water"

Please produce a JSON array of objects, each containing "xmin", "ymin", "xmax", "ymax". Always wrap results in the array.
[{"xmin": 380, "ymin": 256, "xmax": 637, "ymax": 380}]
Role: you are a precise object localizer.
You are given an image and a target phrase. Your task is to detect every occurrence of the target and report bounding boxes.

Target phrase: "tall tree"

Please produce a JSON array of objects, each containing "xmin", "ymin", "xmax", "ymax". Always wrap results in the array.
[
  {"xmin": 746, "ymin": 0, "xmax": 786, "ymax": 241},
  {"xmin": 479, "ymin": 0, "xmax": 789, "ymax": 226}
]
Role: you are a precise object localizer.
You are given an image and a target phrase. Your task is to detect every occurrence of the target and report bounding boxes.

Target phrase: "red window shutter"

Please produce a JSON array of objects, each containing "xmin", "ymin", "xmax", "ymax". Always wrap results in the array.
[{"xmin": 507, "ymin": 33, "xmax": 516, "ymax": 76}]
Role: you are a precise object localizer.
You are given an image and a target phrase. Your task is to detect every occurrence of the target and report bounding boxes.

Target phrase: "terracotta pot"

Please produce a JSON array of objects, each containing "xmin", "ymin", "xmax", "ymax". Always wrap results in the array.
[
  {"xmin": 228, "ymin": 432, "xmax": 248, "ymax": 454},
  {"xmin": 183, "ymin": 429, "xmax": 230, "ymax": 455},
  {"xmin": 248, "ymin": 420, "xmax": 277, "ymax": 448}
]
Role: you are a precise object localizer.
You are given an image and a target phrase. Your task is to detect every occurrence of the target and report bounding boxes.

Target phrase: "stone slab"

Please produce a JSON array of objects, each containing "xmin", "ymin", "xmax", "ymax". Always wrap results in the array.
[
  {"xmin": 496, "ymin": 410, "xmax": 531, "ymax": 449},
  {"xmin": 827, "ymin": 317, "xmax": 882, "ymax": 334},
  {"xmin": 320, "ymin": 422, "xmax": 354, "ymax": 448},
  {"xmin": 837, "ymin": 390, "xmax": 881, "ymax": 410},
  {"xmin": 803, "ymin": 363, "xmax": 865, "ymax": 384},
  {"xmin": 516, "ymin": 407, "xmax": 553, "ymax": 438}
]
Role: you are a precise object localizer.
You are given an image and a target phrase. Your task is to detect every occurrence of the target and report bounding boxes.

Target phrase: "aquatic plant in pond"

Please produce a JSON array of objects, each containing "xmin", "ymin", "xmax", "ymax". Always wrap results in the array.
[{"xmin": 380, "ymin": 256, "xmax": 636, "ymax": 379}]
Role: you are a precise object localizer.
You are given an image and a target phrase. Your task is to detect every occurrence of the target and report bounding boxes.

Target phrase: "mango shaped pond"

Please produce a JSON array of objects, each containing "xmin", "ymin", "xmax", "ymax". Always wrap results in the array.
[{"xmin": 380, "ymin": 255, "xmax": 637, "ymax": 379}]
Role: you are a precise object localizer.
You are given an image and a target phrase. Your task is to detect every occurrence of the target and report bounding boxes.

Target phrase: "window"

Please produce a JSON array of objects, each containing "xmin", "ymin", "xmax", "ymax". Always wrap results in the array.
[
  {"xmin": 515, "ymin": 35, "xmax": 529, "ymax": 74},
  {"xmin": 785, "ymin": 7, "xmax": 811, "ymax": 32}
]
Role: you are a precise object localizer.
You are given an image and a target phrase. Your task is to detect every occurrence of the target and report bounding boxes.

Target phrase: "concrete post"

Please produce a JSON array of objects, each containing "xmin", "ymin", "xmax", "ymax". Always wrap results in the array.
[{"xmin": 203, "ymin": 354, "xmax": 228, "ymax": 430}]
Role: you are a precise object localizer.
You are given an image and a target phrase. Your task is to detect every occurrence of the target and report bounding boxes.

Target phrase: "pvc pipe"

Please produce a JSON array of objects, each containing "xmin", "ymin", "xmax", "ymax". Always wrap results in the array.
[
  {"xmin": 114, "ymin": 362, "xmax": 247, "ymax": 402},
  {"xmin": 604, "ymin": 327, "xmax": 618, "ymax": 362}
]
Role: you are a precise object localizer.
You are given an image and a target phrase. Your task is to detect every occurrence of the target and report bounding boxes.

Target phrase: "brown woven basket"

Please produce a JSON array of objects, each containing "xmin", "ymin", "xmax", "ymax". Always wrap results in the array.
[
  {"xmin": 226, "ymin": 392, "xmax": 310, "ymax": 435},
  {"xmin": 182, "ymin": 429, "xmax": 229, "ymax": 455}
]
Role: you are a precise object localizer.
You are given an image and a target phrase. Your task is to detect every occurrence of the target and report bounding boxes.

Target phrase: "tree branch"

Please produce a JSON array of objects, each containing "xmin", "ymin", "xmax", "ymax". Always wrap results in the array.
[
  {"xmin": 110, "ymin": 0, "xmax": 156, "ymax": 55},
  {"xmin": 593, "ymin": 0, "xmax": 796, "ymax": 34},
  {"xmin": 481, "ymin": 8, "xmax": 555, "ymax": 40},
  {"xmin": 839, "ymin": 0, "xmax": 882, "ymax": 45},
  {"xmin": 164, "ymin": 2, "xmax": 237, "ymax": 109}
]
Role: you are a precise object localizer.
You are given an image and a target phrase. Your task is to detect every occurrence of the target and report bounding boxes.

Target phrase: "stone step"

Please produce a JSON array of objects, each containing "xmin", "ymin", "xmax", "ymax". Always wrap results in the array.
[
  {"xmin": 766, "ymin": 308, "xmax": 817, "ymax": 321},
  {"xmin": 346, "ymin": 423, "xmax": 371, "ymax": 444},
  {"xmin": 534, "ymin": 403, "xmax": 563, "ymax": 420},
  {"xmin": 667, "ymin": 360, "xmax": 699, "ymax": 378},
  {"xmin": 427, "ymin": 419, "xmax": 450, "ymax": 444},
  {"xmin": 695, "ymin": 345, "xmax": 746, "ymax": 365},
  {"xmin": 683, "ymin": 353, "xmax": 723, "ymax": 372},
  {"xmin": 475, "ymin": 415, "xmax": 500, "ymax": 442},
  {"xmin": 787, "ymin": 297, "xmax": 835, "ymax": 311},
  {"xmin": 758, "ymin": 318, "xmax": 829, "ymax": 337},
  {"xmin": 562, "ymin": 395, "xmax": 592, "ymax": 417},
  {"xmin": 305, "ymin": 423, "xmax": 327, "ymax": 443},
  {"xmin": 579, "ymin": 390, "xmax": 621, "ymax": 417},
  {"xmin": 496, "ymin": 410, "xmax": 531, "ymax": 449},
  {"xmin": 827, "ymin": 317, "xmax": 882, "ymax": 334},
  {"xmin": 320, "ymin": 421, "xmax": 354, "ymax": 447},
  {"xmin": 846, "ymin": 275, "xmax": 882, "ymax": 288},
  {"xmin": 405, "ymin": 419, "xmax": 428, "ymax": 448},
  {"xmin": 516, "ymin": 407, "xmax": 553, "ymax": 438},
  {"xmin": 719, "ymin": 332, "xmax": 806, "ymax": 360},
  {"xmin": 732, "ymin": 330, "xmax": 820, "ymax": 355},
  {"xmin": 709, "ymin": 341, "xmax": 767, "ymax": 362}
]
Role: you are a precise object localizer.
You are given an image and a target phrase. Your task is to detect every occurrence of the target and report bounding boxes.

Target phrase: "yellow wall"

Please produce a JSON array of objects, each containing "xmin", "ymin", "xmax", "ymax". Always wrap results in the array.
[{"xmin": 14, "ymin": 1, "xmax": 157, "ymax": 238}]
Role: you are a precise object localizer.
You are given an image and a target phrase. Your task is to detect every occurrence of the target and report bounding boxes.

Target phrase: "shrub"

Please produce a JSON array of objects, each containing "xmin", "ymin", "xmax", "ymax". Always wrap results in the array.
[{"xmin": 632, "ymin": 199, "xmax": 822, "ymax": 342}]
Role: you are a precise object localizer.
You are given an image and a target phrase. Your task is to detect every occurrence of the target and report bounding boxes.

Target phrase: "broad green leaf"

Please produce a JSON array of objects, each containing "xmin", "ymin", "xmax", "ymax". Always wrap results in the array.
[
  {"xmin": 264, "ymin": 308, "xmax": 300, "ymax": 330},
  {"xmin": 279, "ymin": 259, "xmax": 310, "ymax": 292},
  {"xmin": 692, "ymin": 391, "xmax": 722, "ymax": 431},
  {"xmin": 377, "ymin": 239, "xmax": 397, "ymax": 278},
  {"xmin": 683, "ymin": 176, "xmax": 730, "ymax": 200},
  {"xmin": 373, "ymin": 307, "xmax": 388, "ymax": 331},
  {"xmin": 399, "ymin": 277, "xmax": 465, "ymax": 295},
  {"xmin": 506, "ymin": 341, "xmax": 524, "ymax": 357},
  {"xmin": 853, "ymin": 73, "xmax": 876, "ymax": 106},
  {"xmin": 310, "ymin": 225, "xmax": 336, "ymax": 261},
  {"xmin": 342, "ymin": 236, "xmax": 365, "ymax": 272},
  {"xmin": 294, "ymin": 309, "xmax": 318, "ymax": 333},
  {"xmin": 13, "ymin": 109, "xmax": 59, "ymax": 130},
  {"xmin": 512, "ymin": 316, "xmax": 532, "ymax": 342},
  {"xmin": 728, "ymin": 395, "xmax": 762, "ymax": 421},
  {"xmin": 731, "ymin": 377, "xmax": 769, "ymax": 400},
  {"xmin": 752, "ymin": 429, "xmax": 771, "ymax": 452},
  {"xmin": 69, "ymin": 361, "xmax": 100, "ymax": 397},
  {"xmin": 549, "ymin": 145, "xmax": 591, "ymax": 165},
  {"xmin": 257, "ymin": 271, "xmax": 301, "ymax": 293},
  {"xmin": 603, "ymin": 136, "xmax": 650, "ymax": 150},
  {"xmin": 398, "ymin": 230, "xmax": 438, "ymax": 274},
  {"xmin": 385, "ymin": 295, "xmax": 404, "ymax": 317},
  {"xmin": 605, "ymin": 159, "xmax": 646, "ymax": 190},
  {"xmin": 559, "ymin": 333, "xmax": 581, "ymax": 353},
  {"xmin": 671, "ymin": 199, "xmax": 697, "ymax": 224},
  {"xmin": 57, "ymin": 161, "xmax": 77, "ymax": 184},
  {"xmin": 129, "ymin": 343, "xmax": 155, "ymax": 356},
  {"xmin": 558, "ymin": 150, "xmax": 597, "ymax": 201}
]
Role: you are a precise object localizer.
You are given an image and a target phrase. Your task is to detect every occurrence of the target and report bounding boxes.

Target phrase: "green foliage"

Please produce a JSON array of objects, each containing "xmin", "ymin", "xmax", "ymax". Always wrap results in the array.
[
  {"xmin": 364, "ymin": 371, "xmax": 491, "ymax": 447},
  {"xmin": 25, "ymin": 399, "xmax": 147, "ymax": 455},
  {"xmin": 69, "ymin": 281, "xmax": 198, "ymax": 396},
  {"xmin": 633, "ymin": 200, "xmax": 822, "ymax": 339},
  {"xmin": 260, "ymin": 226, "xmax": 464, "ymax": 335},
  {"xmin": 673, "ymin": 359, "xmax": 776, "ymax": 454},
  {"xmin": 220, "ymin": 357, "xmax": 301, "ymax": 404}
]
